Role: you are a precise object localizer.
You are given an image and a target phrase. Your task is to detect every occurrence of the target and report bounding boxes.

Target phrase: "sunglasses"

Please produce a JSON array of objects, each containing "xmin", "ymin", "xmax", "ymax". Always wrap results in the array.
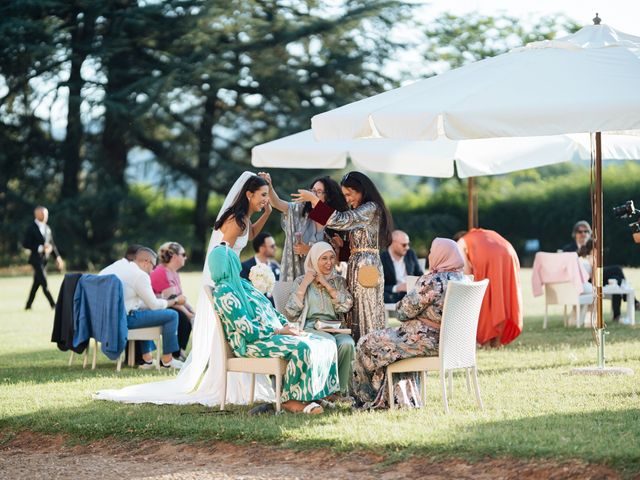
[{"xmin": 576, "ymin": 230, "xmax": 590, "ymax": 234}]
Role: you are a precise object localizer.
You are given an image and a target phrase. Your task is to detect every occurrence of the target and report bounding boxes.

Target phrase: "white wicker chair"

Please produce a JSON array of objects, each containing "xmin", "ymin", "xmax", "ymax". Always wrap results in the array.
[
  {"xmin": 386, "ymin": 279, "xmax": 489, "ymax": 413},
  {"xmin": 204, "ymin": 286, "xmax": 287, "ymax": 412},
  {"xmin": 272, "ymin": 280, "xmax": 294, "ymax": 314}
]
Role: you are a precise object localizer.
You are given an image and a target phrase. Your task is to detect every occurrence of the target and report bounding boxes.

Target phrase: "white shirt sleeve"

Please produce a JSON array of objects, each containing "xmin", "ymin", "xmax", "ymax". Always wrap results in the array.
[{"xmin": 134, "ymin": 273, "xmax": 168, "ymax": 310}]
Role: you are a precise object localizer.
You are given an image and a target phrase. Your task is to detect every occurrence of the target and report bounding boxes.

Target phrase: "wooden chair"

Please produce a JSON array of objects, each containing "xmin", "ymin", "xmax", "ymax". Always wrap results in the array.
[
  {"xmin": 205, "ymin": 286, "xmax": 287, "ymax": 412},
  {"xmin": 68, "ymin": 339, "xmax": 98, "ymax": 370},
  {"xmin": 386, "ymin": 279, "xmax": 489, "ymax": 413}
]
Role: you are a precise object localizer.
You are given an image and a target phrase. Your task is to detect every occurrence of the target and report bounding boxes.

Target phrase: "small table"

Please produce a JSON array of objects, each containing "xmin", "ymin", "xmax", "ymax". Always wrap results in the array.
[{"xmin": 602, "ymin": 284, "xmax": 635, "ymax": 325}]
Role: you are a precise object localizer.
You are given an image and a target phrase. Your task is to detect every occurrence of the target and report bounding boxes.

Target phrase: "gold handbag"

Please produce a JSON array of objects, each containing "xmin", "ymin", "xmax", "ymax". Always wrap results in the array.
[{"xmin": 357, "ymin": 265, "xmax": 381, "ymax": 288}]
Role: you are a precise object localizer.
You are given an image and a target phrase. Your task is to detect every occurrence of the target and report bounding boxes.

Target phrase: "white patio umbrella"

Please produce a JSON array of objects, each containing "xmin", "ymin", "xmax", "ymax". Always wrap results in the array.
[
  {"xmin": 252, "ymin": 129, "xmax": 640, "ymax": 178},
  {"xmin": 304, "ymin": 20, "xmax": 640, "ymax": 370},
  {"xmin": 311, "ymin": 24, "xmax": 640, "ymax": 142}
]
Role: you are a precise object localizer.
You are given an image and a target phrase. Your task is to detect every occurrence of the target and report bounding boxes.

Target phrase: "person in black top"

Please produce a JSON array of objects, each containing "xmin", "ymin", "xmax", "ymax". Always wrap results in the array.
[
  {"xmin": 381, "ymin": 230, "xmax": 424, "ymax": 303},
  {"xmin": 563, "ymin": 220, "xmax": 637, "ymax": 321},
  {"xmin": 23, "ymin": 206, "xmax": 64, "ymax": 309}
]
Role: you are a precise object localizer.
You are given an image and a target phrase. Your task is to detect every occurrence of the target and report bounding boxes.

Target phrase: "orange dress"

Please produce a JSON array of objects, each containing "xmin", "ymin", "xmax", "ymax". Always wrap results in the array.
[{"xmin": 463, "ymin": 229, "xmax": 523, "ymax": 345}]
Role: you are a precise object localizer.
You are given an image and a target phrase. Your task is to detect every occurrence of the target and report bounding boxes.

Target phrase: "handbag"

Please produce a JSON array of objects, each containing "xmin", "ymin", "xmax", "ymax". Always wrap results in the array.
[{"xmin": 357, "ymin": 264, "xmax": 381, "ymax": 288}]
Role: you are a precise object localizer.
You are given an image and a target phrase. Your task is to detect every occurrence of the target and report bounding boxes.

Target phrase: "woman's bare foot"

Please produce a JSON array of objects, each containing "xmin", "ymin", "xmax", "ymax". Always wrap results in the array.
[{"xmin": 282, "ymin": 400, "xmax": 324, "ymax": 414}]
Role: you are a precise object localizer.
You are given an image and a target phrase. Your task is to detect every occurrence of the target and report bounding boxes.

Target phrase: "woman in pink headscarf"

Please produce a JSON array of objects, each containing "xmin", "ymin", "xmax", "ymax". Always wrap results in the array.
[{"xmin": 352, "ymin": 238, "xmax": 466, "ymax": 409}]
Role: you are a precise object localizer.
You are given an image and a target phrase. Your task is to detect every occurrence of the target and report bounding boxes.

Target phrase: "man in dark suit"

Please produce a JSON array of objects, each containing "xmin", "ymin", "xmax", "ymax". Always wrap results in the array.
[
  {"xmin": 23, "ymin": 206, "xmax": 64, "ymax": 309},
  {"xmin": 381, "ymin": 230, "xmax": 423, "ymax": 304},
  {"xmin": 241, "ymin": 232, "xmax": 281, "ymax": 305}
]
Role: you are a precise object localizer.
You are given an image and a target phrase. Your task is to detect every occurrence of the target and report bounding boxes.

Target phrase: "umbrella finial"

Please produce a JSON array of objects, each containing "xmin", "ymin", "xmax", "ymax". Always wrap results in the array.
[{"xmin": 593, "ymin": 13, "xmax": 601, "ymax": 25}]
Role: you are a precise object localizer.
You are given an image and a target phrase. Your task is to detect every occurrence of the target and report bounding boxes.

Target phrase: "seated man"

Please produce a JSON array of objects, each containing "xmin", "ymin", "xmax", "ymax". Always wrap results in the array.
[
  {"xmin": 241, "ymin": 232, "xmax": 281, "ymax": 305},
  {"xmin": 100, "ymin": 246, "xmax": 184, "ymax": 369},
  {"xmin": 381, "ymin": 230, "xmax": 423, "ymax": 303}
]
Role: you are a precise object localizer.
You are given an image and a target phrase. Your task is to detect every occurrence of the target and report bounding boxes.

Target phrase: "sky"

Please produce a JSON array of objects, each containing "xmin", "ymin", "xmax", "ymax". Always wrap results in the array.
[{"xmin": 422, "ymin": 0, "xmax": 640, "ymax": 35}]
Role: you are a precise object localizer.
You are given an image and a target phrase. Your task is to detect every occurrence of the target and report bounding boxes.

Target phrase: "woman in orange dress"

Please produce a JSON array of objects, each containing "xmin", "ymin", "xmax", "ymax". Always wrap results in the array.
[{"xmin": 456, "ymin": 229, "xmax": 523, "ymax": 346}]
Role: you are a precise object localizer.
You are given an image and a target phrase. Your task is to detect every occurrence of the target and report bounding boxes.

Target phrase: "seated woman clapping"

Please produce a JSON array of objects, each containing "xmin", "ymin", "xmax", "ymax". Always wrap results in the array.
[
  {"xmin": 352, "ymin": 238, "xmax": 466, "ymax": 409},
  {"xmin": 284, "ymin": 242, "xmax": 355, "ymax": 398},
  {"xmin": 209, "ymin": 245, "xmax": 340, "ymax": 414}
]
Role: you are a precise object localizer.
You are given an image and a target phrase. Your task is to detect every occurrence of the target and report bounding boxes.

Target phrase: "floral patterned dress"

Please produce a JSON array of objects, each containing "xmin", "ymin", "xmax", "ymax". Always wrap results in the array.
[
  {"xmin": 352, "ymin": 271, "xmax": 465, "ymax": 409},
  {"xmin": 212, "ymin": 282, "xmax": 340, "ymax": 403}
]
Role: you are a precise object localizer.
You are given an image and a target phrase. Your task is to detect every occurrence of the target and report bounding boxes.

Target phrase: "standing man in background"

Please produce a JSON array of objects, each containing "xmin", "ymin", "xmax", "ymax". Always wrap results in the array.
[
  {"xmin": 23, "ymin": 206, "xmax": 64, "ymax": 309},
  {"xmin": 381, "ymin": 230, "xmax": 423, "ymax": 303}
]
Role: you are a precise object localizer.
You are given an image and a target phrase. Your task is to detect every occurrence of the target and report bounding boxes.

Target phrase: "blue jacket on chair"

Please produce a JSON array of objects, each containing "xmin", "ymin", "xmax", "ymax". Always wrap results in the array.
[{"xmin": 73, "ymin": 274, "xmax": 127, "ymax": 360}]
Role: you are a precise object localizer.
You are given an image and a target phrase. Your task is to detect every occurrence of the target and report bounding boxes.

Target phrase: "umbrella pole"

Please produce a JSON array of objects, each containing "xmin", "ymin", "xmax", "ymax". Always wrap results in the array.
[
  {"xmin": 594, "ymin": 132, "xmax": 605, "ymax": 368},
  {"xmin": 467, "ymin": 178, "xmax": 478, "ymax": 230},
  {"xmin": 572, "ymin": 132, "xmax": 632, "ymax": 376}
]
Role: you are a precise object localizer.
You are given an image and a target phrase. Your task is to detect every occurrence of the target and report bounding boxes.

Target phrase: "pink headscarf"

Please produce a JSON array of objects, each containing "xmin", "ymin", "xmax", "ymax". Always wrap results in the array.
[{"xmin": 428, "ymin": 237, "xmax": 464, "ymax": 273}]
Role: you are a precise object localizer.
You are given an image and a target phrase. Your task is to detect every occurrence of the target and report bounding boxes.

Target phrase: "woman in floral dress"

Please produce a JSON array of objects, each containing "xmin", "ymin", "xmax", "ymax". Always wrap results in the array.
[
  {"xmin": 209, "ymin": 244, "xmax": 339, "ymax": 414},
  {"xmin": 352, "ymin": 238, "xmax": 466, "ymax": 409}
]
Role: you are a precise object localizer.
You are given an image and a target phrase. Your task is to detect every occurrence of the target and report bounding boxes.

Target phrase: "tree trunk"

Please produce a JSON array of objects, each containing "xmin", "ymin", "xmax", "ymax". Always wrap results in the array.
[
  {"xmin": 192, "ymin": 94, "xmax": 217, "ymax": 264},
  {"xmin": 61, "ymin": 6, "xmax": 94, "ymax": 199}
]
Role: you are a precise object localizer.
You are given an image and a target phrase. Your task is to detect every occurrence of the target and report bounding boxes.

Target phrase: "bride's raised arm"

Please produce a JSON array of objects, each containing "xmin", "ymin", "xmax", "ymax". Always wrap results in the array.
[
  {"xmin": 258, "ymin": 172, "xmax": 288, "ymax": 213},
  {"xmin": 249, "ymin": 202, "xmax": 272, "ymax": 239}
]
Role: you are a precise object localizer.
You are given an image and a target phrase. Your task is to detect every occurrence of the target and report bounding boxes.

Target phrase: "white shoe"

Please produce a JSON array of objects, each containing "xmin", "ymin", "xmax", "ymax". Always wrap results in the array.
[
  {"xmin": 138, "ymin": 359, "xmax": 158, "ymax": 370},
  {"xmin": 161, "ymin": 358, "xmax": 184, "ymax": 369}
]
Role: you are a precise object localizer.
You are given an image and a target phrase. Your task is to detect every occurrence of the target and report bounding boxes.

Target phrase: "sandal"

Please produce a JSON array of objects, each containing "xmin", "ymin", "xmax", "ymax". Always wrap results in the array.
[
  {"xmin": 302, "ymin": 401, "xmax": 324, "ymax": 415},
  {"xmin": 319, "ymin": 399, "xmax": 336, "ymax": 410}
]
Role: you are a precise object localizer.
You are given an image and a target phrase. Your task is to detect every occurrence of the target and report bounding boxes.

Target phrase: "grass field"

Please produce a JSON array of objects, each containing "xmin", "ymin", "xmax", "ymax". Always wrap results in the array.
[{"xmin": 1, "ymin": 269, "xmax": 639, "ymax": 475}]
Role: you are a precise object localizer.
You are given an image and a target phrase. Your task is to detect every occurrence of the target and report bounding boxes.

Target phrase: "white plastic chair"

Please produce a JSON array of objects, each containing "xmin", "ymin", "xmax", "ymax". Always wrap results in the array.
[
  {"xmin": 543, "ymin": 282, "xmax": 593, "ymax": 329},
  {"xmin": 386, "ymin": 279, "xmax": 489, "ymax": 413},
  {"xmin": 205, "ymin": 286, "xmax": 287, "ymax": 412},
  {"xmin": 272, "ymin": 280, "xmax": 294, "ymax": 314}
]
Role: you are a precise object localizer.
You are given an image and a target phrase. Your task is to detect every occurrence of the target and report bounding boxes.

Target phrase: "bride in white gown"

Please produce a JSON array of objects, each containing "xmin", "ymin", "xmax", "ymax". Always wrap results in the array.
[{"xmin": 95, "ymin": 171, "xmax": 275, "ymax": 406}]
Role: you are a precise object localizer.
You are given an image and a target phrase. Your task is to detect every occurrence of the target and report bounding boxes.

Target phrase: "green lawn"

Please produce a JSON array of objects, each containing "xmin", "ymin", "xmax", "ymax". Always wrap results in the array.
[{"xmin": 1, "ymin": 270, "xmax": 639, "ymax": 475}]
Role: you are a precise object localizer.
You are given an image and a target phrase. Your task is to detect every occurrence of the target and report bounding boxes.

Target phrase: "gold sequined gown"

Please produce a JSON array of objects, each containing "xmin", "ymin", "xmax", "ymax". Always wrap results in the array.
[{"xmin": 324, "ymin": 201, "xmax": 385, "ymax": 341}]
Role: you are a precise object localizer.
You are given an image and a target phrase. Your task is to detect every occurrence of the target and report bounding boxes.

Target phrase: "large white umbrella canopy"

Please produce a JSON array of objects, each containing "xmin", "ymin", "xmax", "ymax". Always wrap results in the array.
[
  {"xmin": 300, "ymin": 21, "xmax": 640, "ymax": 371},
  {"xmin": 310, "ymin": 24, "xmax": 640, "ymax": 142},
  {"xmin": 252, "ymin": 129, "xmax": 640, "ymax": 177}
]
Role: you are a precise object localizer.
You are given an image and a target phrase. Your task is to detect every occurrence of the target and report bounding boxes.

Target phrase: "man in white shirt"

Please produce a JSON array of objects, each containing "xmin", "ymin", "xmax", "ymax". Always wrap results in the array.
[
  {"xmin": 100, "ymin": 247, "xmax": 184, "ymax": 369},
  {"xmin": 381, "ymin": 230, "xmax": 424, "ymax": 303}
]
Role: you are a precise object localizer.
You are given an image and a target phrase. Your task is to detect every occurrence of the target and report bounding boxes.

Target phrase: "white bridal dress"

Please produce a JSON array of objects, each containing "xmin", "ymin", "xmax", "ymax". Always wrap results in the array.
[{"xmin": 94, "ymin": 172, "xmax": 275, "ymax": 406}]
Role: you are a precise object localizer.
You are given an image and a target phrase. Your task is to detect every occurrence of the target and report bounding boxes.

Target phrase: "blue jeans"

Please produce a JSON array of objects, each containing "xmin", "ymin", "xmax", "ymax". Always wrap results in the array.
[{"xmin": 127, "ymin": 309, "xmax": 179, "ymax": 355}]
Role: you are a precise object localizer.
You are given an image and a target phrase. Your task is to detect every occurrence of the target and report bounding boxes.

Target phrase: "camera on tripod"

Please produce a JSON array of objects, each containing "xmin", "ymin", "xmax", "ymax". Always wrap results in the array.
[{"xmin": 612, "ymin": 200, "xmax": 640, "ymax": 243}]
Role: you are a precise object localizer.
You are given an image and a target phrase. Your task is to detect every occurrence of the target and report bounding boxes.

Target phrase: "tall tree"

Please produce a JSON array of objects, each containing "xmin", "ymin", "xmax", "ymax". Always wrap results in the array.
[{"xmin": 134, "ymin": 0, "xmax": 410, "ymax": 261}]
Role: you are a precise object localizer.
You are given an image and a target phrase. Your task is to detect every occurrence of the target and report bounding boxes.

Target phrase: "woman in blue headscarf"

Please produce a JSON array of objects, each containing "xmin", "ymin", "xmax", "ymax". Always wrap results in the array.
[{"xmin": 209, "ymin": 244, "xmax": 339, "ymax": 414}]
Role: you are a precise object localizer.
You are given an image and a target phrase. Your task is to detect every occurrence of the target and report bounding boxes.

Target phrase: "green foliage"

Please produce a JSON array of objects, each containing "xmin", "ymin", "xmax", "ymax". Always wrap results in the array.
[{"xmin": 391, "ymin": 162, "xmax": 640, "ymax": 266}]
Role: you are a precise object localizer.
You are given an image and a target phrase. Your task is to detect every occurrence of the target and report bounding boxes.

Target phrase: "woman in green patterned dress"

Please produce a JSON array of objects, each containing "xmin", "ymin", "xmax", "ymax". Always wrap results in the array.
[{"xmin": 209, "ymin": 245, "xmax": 339, "ymax": 414}]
